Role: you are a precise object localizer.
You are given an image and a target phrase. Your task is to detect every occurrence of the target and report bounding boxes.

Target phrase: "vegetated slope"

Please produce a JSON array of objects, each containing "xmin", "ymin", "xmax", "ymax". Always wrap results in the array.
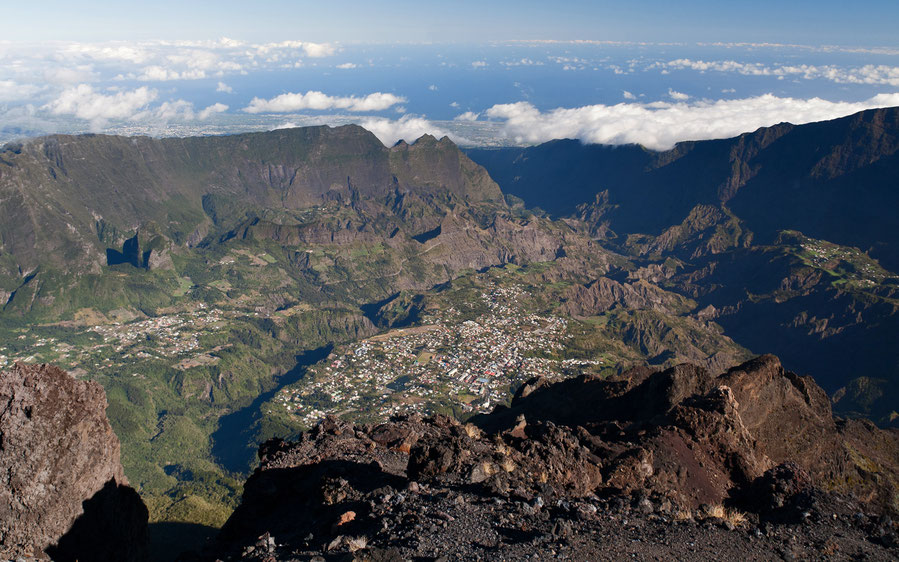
[
  {"xmin": 468, "ymin": 106, "xmax": 899, "ymax": 426},
  {"xmin": 200, "ymin": 355, "xmax": 899, "ymax": 561}
]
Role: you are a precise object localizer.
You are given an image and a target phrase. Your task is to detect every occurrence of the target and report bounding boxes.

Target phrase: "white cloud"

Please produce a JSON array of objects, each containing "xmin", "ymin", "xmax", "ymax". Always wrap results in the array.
[
  {"xmin": 217, "ymin": 37, "xmax": 245, "ymax": 48},
  {"xmin": 501, "ymin": 58, "xmax": 544, "ymax": 67},
  {"xmin": 471, "ymin": 61, "xmax": 488, "ymax": 68},
  {"xmin": 301, "ymin": 42, "xmax": 337, "ymax": 58},
  {"xmin": 336, "ymin": 62, "xmax": 357, "ymax": 69},
  {"xmin": 622, "ymin": 90, "xmax": 636, "ymax": 100},
  {"xmin": 428, "ymin": 84, "xmax": 438, "ymax": 91},
  {"xmin": 702, "ymin": 41, "xmax": 899, "ymax": 56},
  {"xmin": 654, "ymin": 58, "xmax": 899, "ymax": 87},
  {"xmin": 668, "ymin": 89, "xmax": 690, "ymax": 101},
  {"xmin": 40, "ymin": 83, "xmax": 229, "ymax": 129},
  {"xmin": 0, "ymin": 80, "xmax": 42, "ymax": 102},
  {"xmin": 449, "ymin": 101, "xmax": 460, "ymax": 108},
  {"xmin": 484, "ymin": 93, "xmax": 899, "ymax": 151},
  {"xmin": 153, "ymin": 99, "xmax": 196, "ymax": 121},
  {"xmin": 454, "ymin": 111, "xmax": 479, "ymax": 122},
  {"xmin": 254, "ymin": 41, "xmax": 336, "ymax": 58},
  {"xmin": 137, "ymin": 65, "xmax": 208, "ymax": 81},
  {"xmin": 357, "ymin": 115, "xmax": 463, "ymax": 147},
  {"xmin": 198, "ymin": 103, "xmax": 228, "ymax": 120},
  {"xmin": 243, "ymin": 91, "xmax": 406, "ymax": 113},
  {"xmin": 32, "ymin": 39, "xmax": 335, "ymax": 88},
  {"xmin": 62, "ymin": 43, "xmax": 151, "ymax": 64},
  {"xmin": 216, "ymin": 81, "xmax": 233, "ymax": 93},
  {"xmin": 44, "ymin": 65, "xmax": 97, "ymax": 84},
  {"xmin": 44, "ymin": 84, "xmax": 157, "ymax": 127}
]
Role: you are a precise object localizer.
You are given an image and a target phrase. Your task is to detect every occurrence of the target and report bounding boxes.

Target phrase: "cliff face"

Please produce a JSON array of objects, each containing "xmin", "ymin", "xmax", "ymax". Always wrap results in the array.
[
  {"xmin": 0, "ymin": 126, "xmax": 504, "ymax": 278},
  {"xmin": 207, "ymin": 355, "xmax": 899, "ymax": 560},
  {"xmin": 0, "ymin": 363, "xmax": 148, "ymax": 561}
]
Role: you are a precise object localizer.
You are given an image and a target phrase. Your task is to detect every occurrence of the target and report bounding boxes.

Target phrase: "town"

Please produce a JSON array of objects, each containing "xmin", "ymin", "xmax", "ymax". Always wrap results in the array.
[
  {"xmin": 0, "ymin": 304, "xmax": 226, "ymax": 373},
  {"xmin": 269, "ymin": 282, "xmax": 602, "ymax": 427},
  {"xmin": 0, "ymin": 272, "xmax": 606, "ymax": 433}
]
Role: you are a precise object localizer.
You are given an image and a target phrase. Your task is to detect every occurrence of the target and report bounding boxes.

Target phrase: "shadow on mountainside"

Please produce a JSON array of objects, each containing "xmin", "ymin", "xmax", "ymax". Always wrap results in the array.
[{"xmin": 147, "ymin": 521, "xmax": 218, "ymax": 562}]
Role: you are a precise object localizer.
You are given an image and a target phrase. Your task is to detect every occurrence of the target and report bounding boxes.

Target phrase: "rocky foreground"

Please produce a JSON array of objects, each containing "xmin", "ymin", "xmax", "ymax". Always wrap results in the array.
[
  {"xmin": 1, "ymin": 356, "xmax": 896, "ymax": 561},
  {"xmin": 0, "ymin": 363, "xmax": 148, "ymax": 561},
  {"xmin": 200, "ymin": 355, "xmax": 899, "ymax": 561}
]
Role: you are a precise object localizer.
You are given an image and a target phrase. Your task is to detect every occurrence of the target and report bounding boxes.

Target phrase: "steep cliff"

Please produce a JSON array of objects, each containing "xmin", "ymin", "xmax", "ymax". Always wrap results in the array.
[{"xmin": 0, "ymin": 363, "xmax": 148, "ymax": 561}]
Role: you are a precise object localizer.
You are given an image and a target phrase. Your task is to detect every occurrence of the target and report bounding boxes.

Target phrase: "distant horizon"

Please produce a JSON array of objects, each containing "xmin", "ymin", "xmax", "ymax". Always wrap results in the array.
[
  {"xmin": 4, "ymin": 3, "xmax": 899, "ymax": 148},
  {"xmin": 6, "ymin": 102, "xmax": 896, "ymax": 155}
]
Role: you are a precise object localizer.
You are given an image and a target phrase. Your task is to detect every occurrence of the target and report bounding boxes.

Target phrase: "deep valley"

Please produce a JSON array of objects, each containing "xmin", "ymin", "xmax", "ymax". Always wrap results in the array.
[{"xmin": 1, "ymin": 109, "xmax": 898, "ymax": 559}]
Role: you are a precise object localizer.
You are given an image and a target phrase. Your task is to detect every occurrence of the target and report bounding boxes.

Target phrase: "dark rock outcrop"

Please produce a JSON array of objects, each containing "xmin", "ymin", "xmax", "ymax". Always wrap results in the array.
[
  {"xmin": 0, "ymin": 363, "xmax": 148, "ymax": 561},
  {"xmin": 206, "ymin": 355, "xmax": 899, "ymax": 560}
]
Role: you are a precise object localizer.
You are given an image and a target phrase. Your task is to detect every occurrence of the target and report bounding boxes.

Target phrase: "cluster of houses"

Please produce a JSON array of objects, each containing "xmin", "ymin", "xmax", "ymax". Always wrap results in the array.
[
  {"xmin": 799, "ymin": 240, "xmax": 885, "ymax": 286},
  {"xmin": 2, "ymin": 304, "xmax": 227, "ymax": 374},
  {"xmin": 272, "ymin": 282, "xmax": 602, "ymax": 428},
  {"xmin": 86, "ymin": 304, "xmax": 225, "ymax": 363}
]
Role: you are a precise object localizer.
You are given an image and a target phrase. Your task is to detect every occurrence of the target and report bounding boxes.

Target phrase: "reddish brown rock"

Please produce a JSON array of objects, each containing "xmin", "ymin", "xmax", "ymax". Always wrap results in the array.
[
  {"xmin": 210, "ymin": 355, "xmax": 899, "ymax": 560},
  {"xmin": 0, "ymin": 363, "xmax": 147, "ymax": 561}
]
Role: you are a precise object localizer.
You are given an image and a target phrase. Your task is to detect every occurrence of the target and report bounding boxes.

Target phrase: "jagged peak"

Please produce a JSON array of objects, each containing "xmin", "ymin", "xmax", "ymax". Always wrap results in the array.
[
  {"xmin": 207, "ymin": 354, "xmax": 899, "ymax": 560},
  {"xmin": 412, "ymin": 133, "xmax": 439, "ymax": 145}
]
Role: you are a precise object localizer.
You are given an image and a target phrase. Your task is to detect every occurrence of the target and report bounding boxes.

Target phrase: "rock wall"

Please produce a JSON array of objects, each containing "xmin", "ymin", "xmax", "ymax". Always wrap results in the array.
[{"xmin": 0, "ymin": 363, "xmax": 148, "ymax": 561}]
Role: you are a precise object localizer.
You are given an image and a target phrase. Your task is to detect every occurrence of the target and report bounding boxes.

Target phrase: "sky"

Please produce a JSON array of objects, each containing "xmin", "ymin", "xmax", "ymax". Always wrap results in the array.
[
  {"xmin": 6, "ymin": 1, "xmax": 899, "ymax": 46},
  {"xmin": 2, "ymin": 2, "xmax": 899, "ymax": 149}
]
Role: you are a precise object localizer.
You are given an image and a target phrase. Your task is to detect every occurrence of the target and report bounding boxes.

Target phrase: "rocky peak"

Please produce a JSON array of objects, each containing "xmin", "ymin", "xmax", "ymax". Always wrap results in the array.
[
  {"xmin": 204, "ymin": 355, "xmax": 898, "ymax": 560},
  {"xmin": 0, "ymin": 363, "xmax": 148, "ymax": 561}
]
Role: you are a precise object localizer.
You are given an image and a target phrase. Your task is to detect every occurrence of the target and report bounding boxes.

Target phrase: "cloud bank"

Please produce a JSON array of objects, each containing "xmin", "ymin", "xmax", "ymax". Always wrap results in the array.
[
  {"xmin": 0, "ymin": 80, "xmax": 42, "ymax": 102},
  {"xmin": 42, "ymin": 85, "xmax": 231, "ymax": 129},
  {"xmin": 5, "ymin": 38, "xmax": 340, "ymax": 89},
  {"xmin": 357, "ymin": 115, "xmax": 463, "ymax": 147},
  {"xmin": 44, "ymin": 85, "xmax": 158, "ymax": 126},
  {"xmin": 653, "ymin": 59, "xmax": 899, "ymax": 87},
  {"xmin": 485, "ymin": 93, "xmax": 899, "ymax": 150},
  {"xmin": 243, "ymin": 91, "xmax": 406, "ymax": 113}
]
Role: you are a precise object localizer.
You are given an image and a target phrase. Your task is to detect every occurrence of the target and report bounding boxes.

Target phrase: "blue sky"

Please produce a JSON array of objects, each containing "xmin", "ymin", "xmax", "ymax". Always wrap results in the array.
[
  {"xmin": 2, "ymin": 2, "xmax": 899, "ymax": 148},
  {"xmin": 6, "ymin": 1, "xmax": 899, "ymax": 46}
]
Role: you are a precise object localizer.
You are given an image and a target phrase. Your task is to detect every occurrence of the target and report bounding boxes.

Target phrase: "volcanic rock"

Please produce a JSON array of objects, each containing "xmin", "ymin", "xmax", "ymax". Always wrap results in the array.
[
  {"xmin": 0, "ymin": 363, "xmax": 148, "ymax": 561},
  {"xmin": 206, "ymin": 355, "xmax": 899, "ymax": 560}
]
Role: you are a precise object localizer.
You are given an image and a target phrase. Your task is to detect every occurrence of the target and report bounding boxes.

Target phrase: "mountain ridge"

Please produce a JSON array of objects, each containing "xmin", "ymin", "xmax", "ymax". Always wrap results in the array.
[
  {"xmin": 467, "ymin": 105, "xmax": 899, "ymax": 270},
  {"xmin": 0, "ymin": 125, "xmax": 503, "ymax": 281}
]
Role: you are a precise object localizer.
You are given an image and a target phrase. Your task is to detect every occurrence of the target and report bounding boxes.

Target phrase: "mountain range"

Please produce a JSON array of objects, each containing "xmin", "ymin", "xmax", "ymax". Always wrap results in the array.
[
  {"xmin": 468, "ymin": 106, "xmax": 899, "ymax": 426},
  {"xmin": 0, "ymin": 107, "xmax": 897, "ymax": 550}
]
